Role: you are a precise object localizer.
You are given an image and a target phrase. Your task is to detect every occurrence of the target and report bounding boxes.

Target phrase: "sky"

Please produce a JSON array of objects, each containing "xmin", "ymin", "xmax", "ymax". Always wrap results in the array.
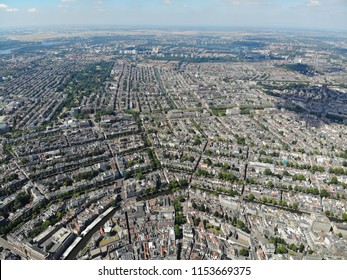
[{"xmin": 0, "ymin": 0, "xmax": 346, "ymax": 31}]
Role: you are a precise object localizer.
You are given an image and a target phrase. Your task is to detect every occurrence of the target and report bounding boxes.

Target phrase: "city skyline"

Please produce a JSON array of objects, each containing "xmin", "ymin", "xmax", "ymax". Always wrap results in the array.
[{"xmin": 0, "ymin": 0, "xmax": 346, "ymax": 31}]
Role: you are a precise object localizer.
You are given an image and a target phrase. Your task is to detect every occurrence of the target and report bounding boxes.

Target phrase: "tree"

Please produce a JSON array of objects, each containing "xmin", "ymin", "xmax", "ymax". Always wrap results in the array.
[
  {"xmin": 236, "ymin": 136, "xmax": 246, "ymax": 146},
  {"xmin": 175, "ymin": 213, "xmax": 186, "ymax": 225},
  {"xmin": 326, "ymin": 210, "xmax": 334, "ymax": 217},
  {"xmin": 174, "ymin": 224, "xmax": 182, "ymax": 239},
  {"xmin": 193, "ymin": 217, "xmax": 201, "ymax": 227},
  {"xmin": 280, "ymin": 200, "xmax": 287, "ymax": 207},
  {"xmin": 20, "ymin": 157, "xmax": 29, "ymax": 165},
  {"xmin": 222, "ymin": 163, "xmax": 231, "ymax": 171},
  {"xmin": 311, "ymin": 188, "xmax": 319, "ymax": 195},
  {"xmin": 236, "ymin": 219, "xmax": 245, "ymax": 229},
  {"xmin": 247, "ymin": 194, "xmax": 255, "ymax": 201},
  {"xmin": 275, "ymin": 245, "xmax": 288, "ymax": 254},
  {"xmin": 292, "ymin": 174, "xmax": 306, "ymax": 182},
  {"xmin": 239, "ymin": 248, "xmax": 249, "ymax": 257},
  {"xmin": 57, "ymin": 211, "xmax": 62, "ymax": 220},
  {"xmin": 289, "ymin": 243, "xmax": 298, "ymax": 252},
  {"xmin": 269, "ymin": 236, "xmax": 286, "ymax": 245},
  {"xmin": 330, "ymin": 176, "xmax": 339, "ymax": 185},
  {"xmin": 13, "ymin": 192, "xmax": 31, "ymax": 210},
  {"xmin": 320, "ymin": 189, "xmax": 329, "ymax": 198},
  {"xmin": 264, "ymin": 168, "xmax": 273, "ymax": 176},
  {"xmin": 136, "ymin": 172, "xmax": 144, "ymax": 180},
  {"xmin": 342, "ymin": 213, "xmax": 347, "ymax": 221},
  {"xmin": 150, "ymin": 187, "xmax": 157, "ymax": 194},
  {"xmin": 193, "ymin": 137, "xmax": 202, "ymax": 146},
  {"xmin": 179, "ymin": 179, "xmax": 188, "ymax": 187},
  {"xmin": 292, "ymin": 202, "xmax": 298, "ymax": 210}
]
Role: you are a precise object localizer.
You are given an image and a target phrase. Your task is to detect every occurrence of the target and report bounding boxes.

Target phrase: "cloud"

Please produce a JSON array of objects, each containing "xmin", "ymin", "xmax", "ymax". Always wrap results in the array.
[
  {"xmin": 5, "ymin": 8, "xmax": 18, "ymax": 12},
  {"xmin": 28, "ymin": 8, "xmax": 38, "ymax": 13},
  {"xmin": 162, "ymin": 0, "xmax": 172, "ymax": 5},
  {"xmin": 306, "ymin": 0, "xmax": 321, "ymax": 7},
  {"xmin": 0, "ymin": 3, "xmax": 19, "ymax": 13},
  {"xmin": 58, "ymin": 4, "xmax": 69, "ymax": 8},
  {"xmin": 223, "ymin": 0, "xmax": 263, "ymax": 5},
  {"xmin": 61, "ymin": 0, "xmax": 77, "ymax": 2}
]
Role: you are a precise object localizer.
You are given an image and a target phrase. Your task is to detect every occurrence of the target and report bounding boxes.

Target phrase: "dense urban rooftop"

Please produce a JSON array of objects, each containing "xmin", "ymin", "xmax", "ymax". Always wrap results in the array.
[{"xmin": 1, "ymin": 28, "xmax": 347, "ymax": 260}]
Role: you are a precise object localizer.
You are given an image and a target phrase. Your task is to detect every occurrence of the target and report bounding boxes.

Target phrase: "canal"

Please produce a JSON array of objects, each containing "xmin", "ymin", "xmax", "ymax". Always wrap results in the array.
[{"xmin": 65, "ymin": 205, "xmax": 120, "ymax": 260}]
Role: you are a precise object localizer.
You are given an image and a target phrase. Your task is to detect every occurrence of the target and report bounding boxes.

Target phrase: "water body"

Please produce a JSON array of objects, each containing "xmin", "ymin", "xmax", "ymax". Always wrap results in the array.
[
  {"xmin": 40, "ymin": 41, "xmax": 69, "ymax": 46},
  {"xmin": 65, "ymin": 206, "xmax": 120, "ymax": 260},
  {"xmin": 0, "ymin": 41, "xmax": 67, "ymax": 55},
  {"xmin": 0, "ymin": 48, "xmax": 16, "ymax": 55}
]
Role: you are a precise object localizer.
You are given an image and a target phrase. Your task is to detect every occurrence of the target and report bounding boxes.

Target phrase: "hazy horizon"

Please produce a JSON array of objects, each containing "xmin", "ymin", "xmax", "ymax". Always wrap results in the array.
[{"xmin": 0, "ymin": 0, "xmax": 346, "ymax": 32}]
